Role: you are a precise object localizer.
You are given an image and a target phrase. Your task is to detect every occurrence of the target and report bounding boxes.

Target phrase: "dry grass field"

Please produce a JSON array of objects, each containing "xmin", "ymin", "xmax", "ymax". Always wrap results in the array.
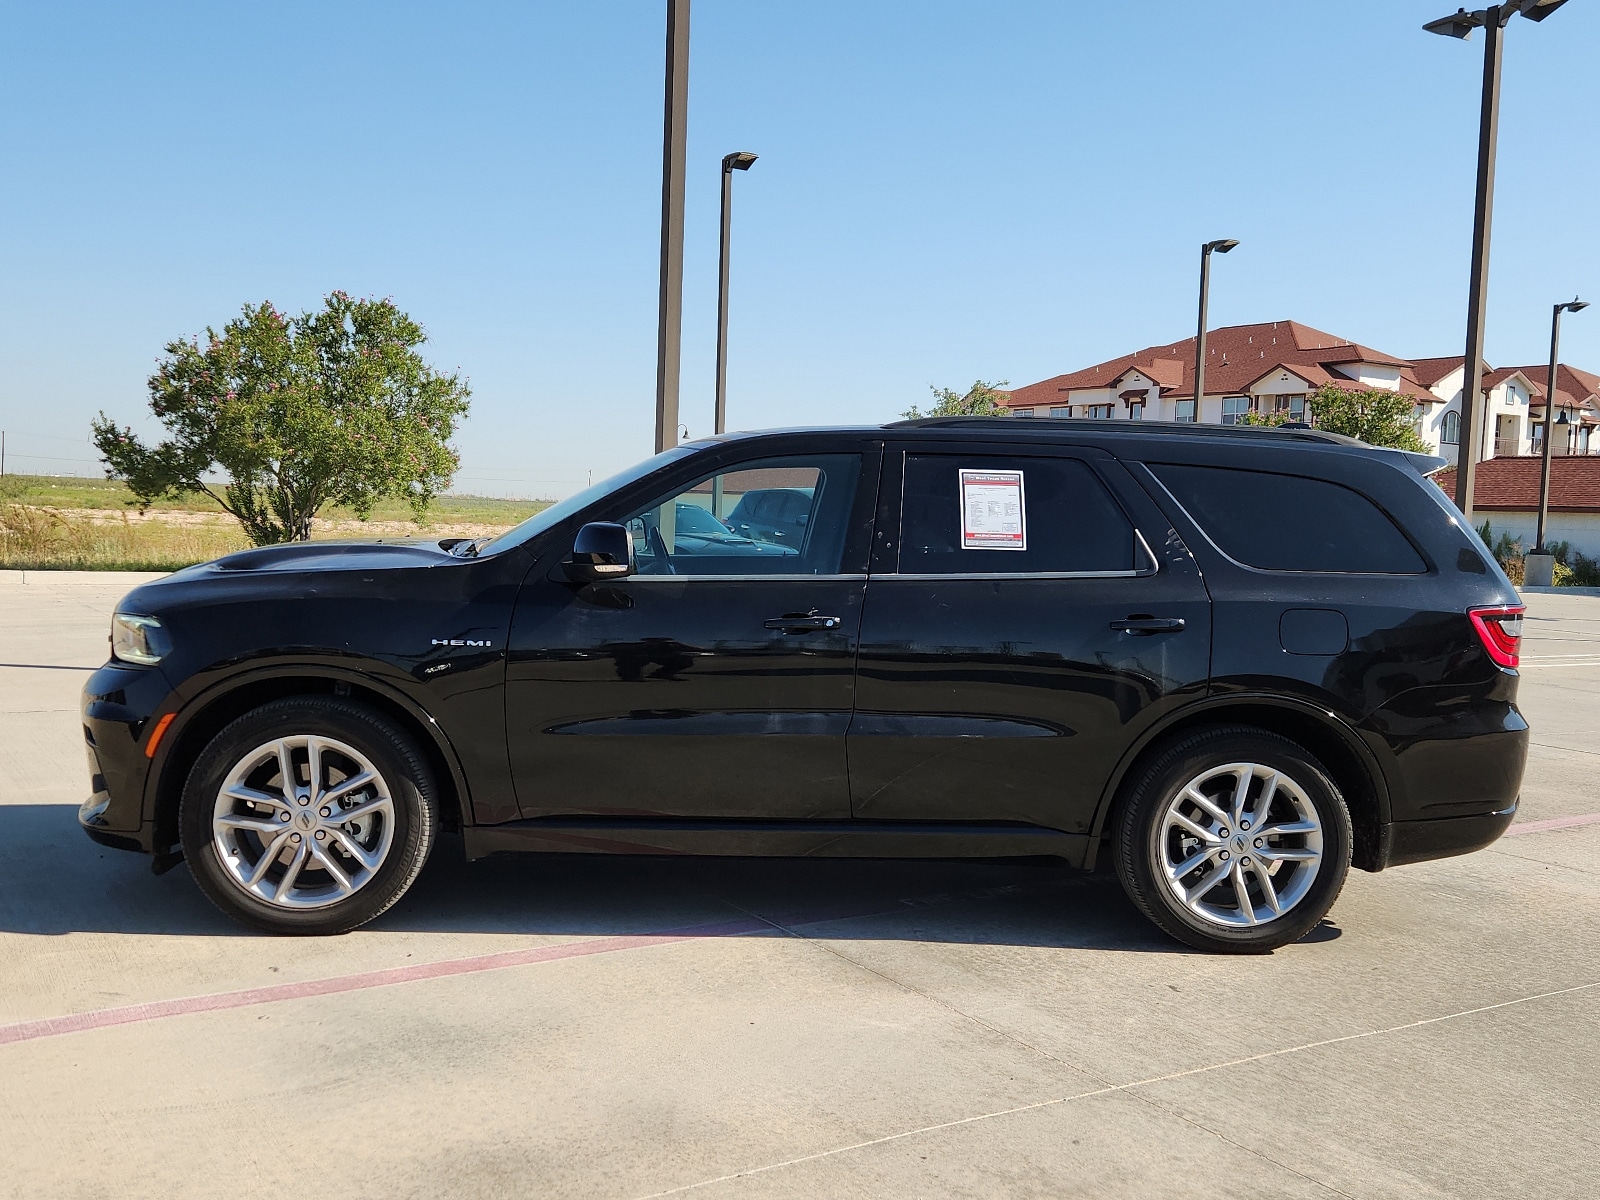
[{"xmin": 0, "ymin": 475, "xmax": 550, "ymax": 571}]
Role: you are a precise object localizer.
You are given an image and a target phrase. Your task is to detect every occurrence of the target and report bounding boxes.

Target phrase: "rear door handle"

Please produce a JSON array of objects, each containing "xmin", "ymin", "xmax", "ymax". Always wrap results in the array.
[
  {"xmin": 1110, "ymin": 617, "xmax": 1186, "ymax": 635},
  {"xmin": 764, "ymin": 610, "xmax": 843, "ymax": 633}
]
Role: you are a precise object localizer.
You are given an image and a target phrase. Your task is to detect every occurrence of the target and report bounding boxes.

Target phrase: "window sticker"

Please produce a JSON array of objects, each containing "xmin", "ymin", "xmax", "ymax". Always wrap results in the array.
[{"xmin": 959, "ymin": 469, "xmax": 1026, "ymax": 550}]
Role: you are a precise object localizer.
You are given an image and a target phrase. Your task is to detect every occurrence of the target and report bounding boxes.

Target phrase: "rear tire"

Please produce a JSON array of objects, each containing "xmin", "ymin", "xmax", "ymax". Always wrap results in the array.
[
  {"xmin": 179, "ymin": 697, "xmax": 438, "ymax": 935},
  {"xmin": 1114, "ymin": 726, "xmax": 1352, "ymax": 953}
]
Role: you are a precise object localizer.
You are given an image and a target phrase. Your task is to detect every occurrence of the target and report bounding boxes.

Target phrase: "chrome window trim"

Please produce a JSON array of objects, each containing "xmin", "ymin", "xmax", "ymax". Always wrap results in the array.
[
  {"xmin": 878, "ymin": 529, "xmax": 1159, "ymax": 581},
  {"xmin": 873, "ymin": 570, "xmax": 1144, "ymax": 581},
  {"xmin": 623, "ymin": 573, "xmax": 869, "ymax": 583}
]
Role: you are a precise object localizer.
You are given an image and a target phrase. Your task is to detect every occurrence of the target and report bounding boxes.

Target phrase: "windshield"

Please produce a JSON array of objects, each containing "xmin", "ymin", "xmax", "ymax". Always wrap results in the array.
[{"xmin": 474, "ymin": 446, "xmax": 698, "ymax": 556}]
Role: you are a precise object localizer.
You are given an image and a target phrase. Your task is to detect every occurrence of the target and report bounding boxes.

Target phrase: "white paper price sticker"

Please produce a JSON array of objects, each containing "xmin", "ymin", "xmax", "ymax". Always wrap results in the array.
[{"xmin": 959, "ymin": 469, "xmax": 1026, "ymax": 551}]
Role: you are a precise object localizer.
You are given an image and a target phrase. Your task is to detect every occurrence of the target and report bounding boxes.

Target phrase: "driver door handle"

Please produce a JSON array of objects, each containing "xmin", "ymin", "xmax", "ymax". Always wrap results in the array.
[
  {"xmin": 764, "ymin": 610, "xmax": 842, "ymax": 633},
  {"xmin": 1110, "ymin": 616, "xmax": 1186, "ymax": 635}
]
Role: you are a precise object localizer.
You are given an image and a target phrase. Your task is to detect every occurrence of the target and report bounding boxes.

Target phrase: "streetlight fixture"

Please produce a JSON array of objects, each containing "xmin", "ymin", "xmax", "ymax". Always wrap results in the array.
[
  {"xmin": 1424, "ymin": 0, "xmax": 1573, "ymax": 519},
  {"xmin": 714, "ymin": 151, "xmax": 758, "ymax": 436},
  {"xmin": 1192, "ymin": 239, "xmax": 1239, "ymax": 423},
  {"xmin": 1534, "ymin": 296, "xmax": 1588, "ymax": 553}
]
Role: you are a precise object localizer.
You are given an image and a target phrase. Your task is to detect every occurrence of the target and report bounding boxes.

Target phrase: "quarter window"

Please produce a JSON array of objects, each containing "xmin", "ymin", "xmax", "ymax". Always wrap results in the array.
[
  {"xmin": 1151, "ymin": 463, "xmax": 1425, "ymax": 574},
  {"xmin": 617, "ymin": 455, "xmax": 860, "ymax": 576},
  {"xmin": 899, "ymin": 454, "xmax": 1136, "ymax": 575}
]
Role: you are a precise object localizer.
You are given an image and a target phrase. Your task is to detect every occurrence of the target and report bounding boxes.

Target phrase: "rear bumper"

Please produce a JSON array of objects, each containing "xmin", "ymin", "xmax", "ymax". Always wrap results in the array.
[{"xmin": 1384, "ymin": 801, "xmax": 1518, "ymax": 868}]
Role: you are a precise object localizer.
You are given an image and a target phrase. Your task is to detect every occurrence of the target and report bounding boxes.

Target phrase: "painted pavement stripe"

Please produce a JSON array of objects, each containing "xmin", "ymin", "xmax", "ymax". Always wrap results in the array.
[
  {"xmin": 1501, "ymin": 811, "xmax": 1600, "ymax": 836},
  {"xmin": 0, "ymin": 885, "xmax": 1042, "ymax": 1048}
]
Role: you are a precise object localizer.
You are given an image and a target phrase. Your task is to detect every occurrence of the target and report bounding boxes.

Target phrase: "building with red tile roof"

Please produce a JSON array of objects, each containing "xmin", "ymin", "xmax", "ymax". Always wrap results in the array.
[{"xmin": 1003, "ymin": 320, "xmax": 1597, "ymax": 463}]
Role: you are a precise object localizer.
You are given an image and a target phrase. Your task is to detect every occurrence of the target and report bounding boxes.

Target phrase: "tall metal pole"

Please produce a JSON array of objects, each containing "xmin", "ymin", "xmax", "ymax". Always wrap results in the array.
[
  {"xmin": 1193, "ymin": 245, "xmax": 1212, "ymax": 423},
  {"xmin": 1453, "ymin": 4, "xmax": 1505, "ymax": 518},
  {"xmin": 654, "ymin": 0, "xmax": 691, "ymax": 454},
  {"xmin": 713, "ymin": 153, "xmax": 756, "ymax": 434},
  {"xmin": 1535, "ymin": 302, "xmax": 1563, "ymax": 551}
]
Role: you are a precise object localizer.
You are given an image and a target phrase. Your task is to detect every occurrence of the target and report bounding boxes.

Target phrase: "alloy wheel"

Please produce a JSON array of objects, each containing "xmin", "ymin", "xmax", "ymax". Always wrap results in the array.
[
  {"xmin": 210, "ymin": 734, "xmax": 396, "ymax": 910},
  {"xmin": 1155, "ymin": 761, "xmax": 1324, "ymax": 929}
]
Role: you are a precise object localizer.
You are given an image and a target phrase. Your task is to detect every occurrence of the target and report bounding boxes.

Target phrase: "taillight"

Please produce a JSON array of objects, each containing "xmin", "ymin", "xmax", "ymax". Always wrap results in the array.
[{"xmin": 1469, "ymin": 604, "xmax": 1524, "ymax": 669}]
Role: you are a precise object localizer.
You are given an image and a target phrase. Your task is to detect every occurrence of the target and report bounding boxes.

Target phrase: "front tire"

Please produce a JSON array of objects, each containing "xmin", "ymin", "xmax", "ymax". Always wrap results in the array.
[
  {"xmin": 179, "ymin": 697, "xmax": 438, "ymax": 935},
  {"xmin": 1114, "ymin": 726, "xmax": 1352, "ymax": 953}
]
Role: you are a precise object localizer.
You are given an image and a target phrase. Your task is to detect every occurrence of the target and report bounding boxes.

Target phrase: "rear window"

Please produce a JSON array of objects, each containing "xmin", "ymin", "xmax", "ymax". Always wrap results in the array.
[
  {"xmin": 900, "ymin": 454, "xmax": 1135, "ymax": 574},
  {"xmin": 1150, "ymin": 463, "xmax": 1425, "ymax": 574}
]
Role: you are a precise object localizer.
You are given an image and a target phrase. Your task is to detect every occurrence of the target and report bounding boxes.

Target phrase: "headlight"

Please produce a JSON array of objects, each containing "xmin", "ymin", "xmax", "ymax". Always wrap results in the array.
[{"xmin": 111, "ymin": 613, "xmax": 169, "ymax": 666}]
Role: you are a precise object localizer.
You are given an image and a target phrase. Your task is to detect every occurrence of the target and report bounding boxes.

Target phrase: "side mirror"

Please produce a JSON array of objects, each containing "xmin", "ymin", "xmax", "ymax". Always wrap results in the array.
[{"xmin": 564, "ymin": 522, "xmax": 635, "ymax": 584}]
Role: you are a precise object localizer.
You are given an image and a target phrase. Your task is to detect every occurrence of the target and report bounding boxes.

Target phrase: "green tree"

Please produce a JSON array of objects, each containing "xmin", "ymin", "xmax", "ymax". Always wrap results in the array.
[
  {"xmin": 902, "ymin": 379, "xmax": 1011, "ymax": 420},
  {"xmin": 1244, "ymin": 383, "xmax": 1428, "ymax": 452},
  {"xmin": 92, "ymin": 293, "xmax": 471, "ymax": 545}
]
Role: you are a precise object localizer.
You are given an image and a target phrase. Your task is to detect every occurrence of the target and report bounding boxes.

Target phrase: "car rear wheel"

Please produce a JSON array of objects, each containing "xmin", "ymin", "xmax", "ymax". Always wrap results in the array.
[
  {"xmin": 179, "ymin": 697, "xmax": 438, "ymax": 935},
  {"xmin": 1114, "ymin": 727, "xmax": 1352, "ymax": 953}
]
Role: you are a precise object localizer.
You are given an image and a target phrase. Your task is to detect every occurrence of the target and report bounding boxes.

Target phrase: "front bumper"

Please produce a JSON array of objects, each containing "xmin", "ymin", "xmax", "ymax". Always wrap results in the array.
[{"xmin": 78, "ymin": 662, "xmax": 174, "ymax": 853}]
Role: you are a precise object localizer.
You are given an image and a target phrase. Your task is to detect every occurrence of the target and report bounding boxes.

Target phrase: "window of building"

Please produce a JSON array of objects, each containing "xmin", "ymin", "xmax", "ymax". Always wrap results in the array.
[
  {"xmin": 1273, "ymin": 394, "xmax": 1306, "ymax": 422},
  {"xmin": 1174, "ymin": 399, "xmax": 1196, "ymax": 423},
  {"xmin": 1150, "ymin": 464, "xmax": 1425, "ymax": 574},
  {"xmin": 899, "ymin": 454, "xmax": 1135, "ymax": 575},
  {"xmin": 1221, "ymin": 397, "xmax": 1253, "ymax": 426},
  {"xmin": 1085, "ymin": 404, "xmax": 1113, "ymax": 420},
  {"xmin": 1441, "ymin": 410, "xmax": 1460, "ymax": 444},
  {"xmin": 1048, "ymin": 406, "xmax": 1071, "ymax": 419},
  {"xmin": 1012, "ymin": 408, "xmax": 1035, "ymax": 418},
  {"xmin": 1127, "ymin": 400, "xmax": 1145, "ymax": 420},
  {"xmin": 619, "ymin": 455, "xmax": 860, "ymax": 576}
]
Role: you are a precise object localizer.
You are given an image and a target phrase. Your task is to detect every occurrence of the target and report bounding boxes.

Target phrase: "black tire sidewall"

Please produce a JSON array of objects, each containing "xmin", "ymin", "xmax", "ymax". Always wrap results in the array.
[
  {"xmin": 1116, "ymin": 728, "xmax": 1352, "ymax": 953},
  {"xmin": 180, "ymin": 697, "xmax": 437, "ymax": 935}
]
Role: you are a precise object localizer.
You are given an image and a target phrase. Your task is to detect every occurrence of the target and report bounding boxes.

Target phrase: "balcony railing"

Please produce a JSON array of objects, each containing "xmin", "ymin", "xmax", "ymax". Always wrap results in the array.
[{"xmin": 1493, "ymin": 438, "xmax": 1520, "ymax": 458}]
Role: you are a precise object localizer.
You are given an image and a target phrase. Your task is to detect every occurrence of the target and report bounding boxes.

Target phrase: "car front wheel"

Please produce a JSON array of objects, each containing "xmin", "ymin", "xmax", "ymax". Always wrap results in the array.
[
  {"xmin": 1114, "ymin": 727, "xmax": 1352, "ymax": 953},
  {"xmin": 179, "ymin": 697, "xmax": 438, "ymax": 935}
]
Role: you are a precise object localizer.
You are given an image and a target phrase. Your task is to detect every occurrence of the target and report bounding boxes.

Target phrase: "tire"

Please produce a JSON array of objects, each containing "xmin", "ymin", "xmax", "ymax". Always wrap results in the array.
[
  {"xmin": 179, "ymin": 697, "xmax": 438, "ymax": 935},
  {"xmin": 1113, "ymin": 726, "xmax": 1352, "ymax": 953}
]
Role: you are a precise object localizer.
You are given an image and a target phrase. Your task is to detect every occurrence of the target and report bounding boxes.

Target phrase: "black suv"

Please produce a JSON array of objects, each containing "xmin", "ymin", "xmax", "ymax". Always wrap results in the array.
[{"xmin": 80, "ymin": 420, "xmax": 1528, "ymax": 951}]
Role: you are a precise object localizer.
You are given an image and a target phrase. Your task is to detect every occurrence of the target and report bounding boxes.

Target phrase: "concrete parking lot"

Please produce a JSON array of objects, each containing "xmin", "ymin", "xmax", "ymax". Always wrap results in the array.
[{"xmin": 1, "ymin": 571, "xmax": 1597, "ymax": 1199}]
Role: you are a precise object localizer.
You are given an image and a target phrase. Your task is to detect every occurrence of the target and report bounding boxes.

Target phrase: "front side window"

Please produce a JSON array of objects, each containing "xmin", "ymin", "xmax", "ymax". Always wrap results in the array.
[
  {"xmin": 1441, "ymin": 410, "xmax": 1460, "ymax": 444},
  {"xmin": 1151, "ymin": 463, "xmax": 1424, "ymax": 574},
  {"xmin": 1221, "ymin": 397, "xmax": 1253, "ymax": 425},
  {"xmin": 617, "ymin": 455, "xmax": 860, "ymax": 576},
  {"xmin": 898, "ymin": 454, "xmax": 1135, "ymax": 575}
]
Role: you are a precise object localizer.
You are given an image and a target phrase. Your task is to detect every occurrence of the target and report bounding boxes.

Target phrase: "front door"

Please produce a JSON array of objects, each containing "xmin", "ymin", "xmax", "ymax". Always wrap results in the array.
[
  {"xmin": 506, "ymin": 448, "xmax": 878, "ymax": 820},
  {"xmin": 849, "ymin": 444, "xmax": 1211, "ymax": 837}
]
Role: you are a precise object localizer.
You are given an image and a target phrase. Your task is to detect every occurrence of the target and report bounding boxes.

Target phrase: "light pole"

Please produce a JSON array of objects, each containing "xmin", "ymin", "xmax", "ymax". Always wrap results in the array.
[
  {"xmin": 714, "ymin": 152, "xmax": 758, "ymax": 436},
  {"xmin": 654, "ymin": 0, "xmax": 691, "ymax": 454},
  {"xmin": 1193, "ymin": 239, "xmax": 1239, "ymax": 423},
  {"xmin": 1424, "ymin": 0, "xmax": 1572, "ymax": 519},
  {"xmin": 1535, "ymin": 297, "xmax": 1588, "ymax": 552}
]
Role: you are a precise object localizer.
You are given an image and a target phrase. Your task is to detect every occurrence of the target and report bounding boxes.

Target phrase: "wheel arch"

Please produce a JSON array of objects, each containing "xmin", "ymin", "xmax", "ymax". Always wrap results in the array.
[
  {"xmin": 145, "ymin": 665, "xmax": 472, "ymax": 854},
  {"xmin": 1088, "ymin": 696, "xmax": 1393, "ymax": 873}
]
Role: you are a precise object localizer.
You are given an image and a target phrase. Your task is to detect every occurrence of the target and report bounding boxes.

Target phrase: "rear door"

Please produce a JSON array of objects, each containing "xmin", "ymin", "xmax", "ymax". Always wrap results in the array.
[{"xmin": 848, "ymin": 442, "xmax": 1211, "ymax": 836}]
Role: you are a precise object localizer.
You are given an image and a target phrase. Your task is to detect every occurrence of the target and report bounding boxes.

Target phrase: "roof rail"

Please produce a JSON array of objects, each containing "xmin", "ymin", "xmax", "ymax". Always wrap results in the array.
[{"xmin": 883, "ymin": 416, "xmax": 1350, "ymax": 444}]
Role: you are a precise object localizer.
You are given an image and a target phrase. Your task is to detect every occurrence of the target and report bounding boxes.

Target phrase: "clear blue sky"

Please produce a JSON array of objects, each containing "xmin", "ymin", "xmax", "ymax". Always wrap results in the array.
[{"xmin": 2, "ymin": 1, "xmax": 1597, "ymax": 497}]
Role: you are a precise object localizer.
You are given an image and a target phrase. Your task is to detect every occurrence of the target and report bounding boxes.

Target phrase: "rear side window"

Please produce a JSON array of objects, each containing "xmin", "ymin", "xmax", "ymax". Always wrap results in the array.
[
  {"xmin": 899, "ymin": 454, "xmax": 1135, "ymax": 574},
  {"xmin": 1150, "ymin": 463, "xmax": 1425, "ymax": 574}
]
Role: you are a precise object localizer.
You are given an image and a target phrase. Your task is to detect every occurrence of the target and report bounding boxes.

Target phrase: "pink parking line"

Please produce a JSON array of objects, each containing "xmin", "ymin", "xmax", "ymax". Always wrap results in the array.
[
  {"xmin": 0, "ymin": 916, "xmax": 766, "ymax": 1049},
  {"xmin": 1502, "ymin": 812, "xmax": 1600, "ymax": 837}
]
